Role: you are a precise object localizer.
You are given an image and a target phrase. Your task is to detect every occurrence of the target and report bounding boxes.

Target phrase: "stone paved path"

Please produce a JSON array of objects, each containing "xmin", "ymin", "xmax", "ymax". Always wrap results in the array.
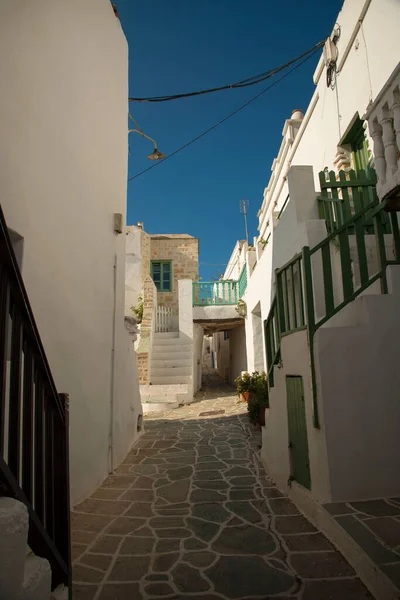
[{"xmin": 72, "ymin": 381, "xmax": 373, "ymax": 600}]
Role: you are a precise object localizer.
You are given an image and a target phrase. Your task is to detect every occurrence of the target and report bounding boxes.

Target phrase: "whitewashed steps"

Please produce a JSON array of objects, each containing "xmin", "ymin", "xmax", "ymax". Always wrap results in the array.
[{"xmin": 0, "ymin": 497, "xmax": 56, "ymax": 600}]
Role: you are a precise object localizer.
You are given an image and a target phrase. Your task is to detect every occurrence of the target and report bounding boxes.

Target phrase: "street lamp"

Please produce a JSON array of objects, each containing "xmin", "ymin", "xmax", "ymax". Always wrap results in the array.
[{"xmin": 128, "ymin": 129, "xmax": 166, "ymax": 161}]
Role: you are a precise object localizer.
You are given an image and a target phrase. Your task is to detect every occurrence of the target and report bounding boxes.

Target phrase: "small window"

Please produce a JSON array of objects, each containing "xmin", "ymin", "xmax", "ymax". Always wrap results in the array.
[
  {"xmin": 151, "ymin": 261, "xmax": 172, "ymax": 292},
  {"xmin": 342, "ymin": 116, "xmax": 371, "ymax": 174}
]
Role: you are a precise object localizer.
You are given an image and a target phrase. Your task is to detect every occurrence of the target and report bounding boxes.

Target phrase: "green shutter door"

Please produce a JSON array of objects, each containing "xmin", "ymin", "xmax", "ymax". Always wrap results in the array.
[{"xmin": 286, "ymin": 376, "xmax": 311, "ymax": 489}]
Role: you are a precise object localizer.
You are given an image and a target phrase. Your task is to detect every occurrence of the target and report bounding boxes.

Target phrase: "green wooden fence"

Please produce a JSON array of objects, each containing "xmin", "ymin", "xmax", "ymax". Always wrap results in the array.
[
  {"xmin": 265, "ymin": 199, "xmax": 400, "ymax": 427},
  {"xmin": 317, "ymin": 168, "xmax": 391, "ymax": 234},
  {"xmin": 238, "ymin": 265, "xmax": 248, "ymax": 298},
  {"xmin": 193, "ymin": 266, "xmax": 248, "ymax": 307},
  {"xmin": 192, "ymin": 280, "xmax": 239, "ymax": 306}
]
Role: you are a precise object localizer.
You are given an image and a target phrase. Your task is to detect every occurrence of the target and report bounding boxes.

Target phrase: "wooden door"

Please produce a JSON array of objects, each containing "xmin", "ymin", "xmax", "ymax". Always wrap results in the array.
[{"xmin": 286, "ymin": 376, "xmax": 311, "ymax": 489}]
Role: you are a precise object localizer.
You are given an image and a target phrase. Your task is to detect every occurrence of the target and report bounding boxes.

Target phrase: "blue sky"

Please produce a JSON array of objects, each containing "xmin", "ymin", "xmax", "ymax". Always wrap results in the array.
[{"xmin": 116, "ymin": 0, "xmax": 342, "ymax": 281}]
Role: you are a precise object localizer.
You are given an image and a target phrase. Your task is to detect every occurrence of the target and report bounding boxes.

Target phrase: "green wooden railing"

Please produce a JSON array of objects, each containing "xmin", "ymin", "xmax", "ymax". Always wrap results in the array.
[
  {"xmin": 238, "ymin": 265, "xmax": 247, "ymax": 298},
  {"xmin": 192, "ymin": 280, "xmax": 239, "ymax": 306},
  {"xmin": 265, "ymin": 199, "xmax": 400, "ymax": 428},
  {"xmin": 317, "ymin": 168, "xmax": 391, "ymax": 234},
  {"xmin": 193, "ymin": 267, "xmax": 248, "ymax": 307}
]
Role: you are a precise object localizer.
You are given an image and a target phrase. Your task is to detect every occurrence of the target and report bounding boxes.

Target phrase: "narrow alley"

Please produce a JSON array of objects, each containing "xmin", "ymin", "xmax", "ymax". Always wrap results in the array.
[{"xmin": 72, "ymin": 376, "xmax": 372, "ymax": 600}]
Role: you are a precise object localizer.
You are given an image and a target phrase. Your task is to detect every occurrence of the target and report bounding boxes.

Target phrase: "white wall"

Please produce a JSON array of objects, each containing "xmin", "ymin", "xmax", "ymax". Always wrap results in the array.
[
  {"xmin": 262, "ymin": 268, "xmax": 400, "ymax": 503},
  {"xmin": 261, "ymin": 330, "xmax": 331, "ymax": 503},
  {"xmin": 193, "ymin": 324, "xmax": 204, "ymax": 392},
  {"xmin": 223, "ymin": 241, "xmax": 246, "ymax": 280},
  {"xmin": 125, "ymin": 226, "xmax": 142, "ymax": 316},
  {"xmin": 215, "ymin": 333, "xmax": 230, "ymax": 382},
  {"xmin": 315, "ymin": 283, "xmax": 400, "ymax": 501},
  {"xmin": 0, "ymin": 0, "xmax": 142, "ymax": 504},
  {"xmin": 228, "ymin": 325, "xmax": 247, "ymax": 383},
  {"xmin": 276, "ymin": 0, "xmax": 400, "ymax": 195},
  {"xmin": 202, "ymin": 337, "xmax": 213, "ymax": 369},
  {"xmin": 241, "ymin": 0, "xmax": 399, "ymax": 375}
]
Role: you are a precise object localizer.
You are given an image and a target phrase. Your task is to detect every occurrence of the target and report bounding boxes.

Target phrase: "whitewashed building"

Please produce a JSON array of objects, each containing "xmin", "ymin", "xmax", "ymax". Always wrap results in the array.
[
  {"xmin": 221, "ymin": 0, "xmax": 400, "ymax": 511},
  {"xmin": 0, "ymin": 0, "xmax": 142, "ymax": 509}
]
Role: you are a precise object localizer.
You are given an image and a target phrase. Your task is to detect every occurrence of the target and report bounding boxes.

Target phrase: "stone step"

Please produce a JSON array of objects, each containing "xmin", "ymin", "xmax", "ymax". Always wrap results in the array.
[
  {"xmin": 152, "ymin": 337, "xmax": 190, "ymax": 347},
  {"xmin": 141, "ymin": 383, "xmax": 189, "ymax": 396},
  {"xmin": 143, "ymin": 401, "xmax": 180, "ymax": 413},
  {"xmin": 152, "ymin": 350, "xmax": 192, "ymax": 360},
  {"xmin": 151, "ymin": 366, "xmax": 191, "ymax": 377},
  {"xmin": 22, "ymin": 552, "xmax": 51, "ymax": 600},
  {"xmin": 151, "ymin": 375, "xmax": 192, "ymax": 385},
  {"xmin": 153, "ymin": 332, "xmax": 179, "ymax": 339},
  {"xmin": 152, "ymin": 358, "xmax": 192, "ymax": 368},
  {"xmin": 0, "ymin": 497, "xmax": 29, "ymax": 600},
  {"xmin": 144, "ymin": 395, "xmax": 180, "ymax": 404}
]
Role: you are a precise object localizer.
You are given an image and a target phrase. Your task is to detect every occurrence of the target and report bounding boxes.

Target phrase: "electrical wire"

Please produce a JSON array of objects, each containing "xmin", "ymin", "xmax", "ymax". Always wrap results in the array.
[
  {"xmin": 128, "ymin": 113, "xmax": 144, "ymax": 132},
  {"xmin": 128, "ymin": 44, "xmax": 322, "ymax": 182},
  {"xmin": 129, "ymin": 40, "xmax": 325, "ymax": 103}
]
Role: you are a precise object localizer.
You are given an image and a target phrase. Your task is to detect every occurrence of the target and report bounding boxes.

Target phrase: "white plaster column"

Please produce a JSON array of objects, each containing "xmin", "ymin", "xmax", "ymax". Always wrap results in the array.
[{"xmin": 178, "ymin": 279, "xmax": 194, "ymax": 343}]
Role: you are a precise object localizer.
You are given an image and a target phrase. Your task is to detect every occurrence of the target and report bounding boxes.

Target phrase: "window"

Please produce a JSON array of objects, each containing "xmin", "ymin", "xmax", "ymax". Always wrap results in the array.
[
  {"xmin": 342, "ymin": 116, "xmax": 371, "ymax": 174},
  {"xmin": 151, "ymin": 261, "xmax": 172, "ymax": 292}
]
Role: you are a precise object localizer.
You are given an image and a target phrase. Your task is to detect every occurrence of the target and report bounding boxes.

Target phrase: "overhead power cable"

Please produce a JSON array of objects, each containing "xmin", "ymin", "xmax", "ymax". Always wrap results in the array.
[
  {"xmin": 128, "ymin": 44, "xmax": 322, "ymax": 183},
  {"xmin": 129, "ymin": 40, "xmax": 324, "ymax": 103}
]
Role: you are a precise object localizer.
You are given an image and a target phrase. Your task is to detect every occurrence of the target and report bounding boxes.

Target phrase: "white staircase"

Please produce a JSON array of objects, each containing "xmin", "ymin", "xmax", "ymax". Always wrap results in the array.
[
  {"xmin": 141, "ymin": 332, "xmax": 193, "ymax": 413},
  {"xmin": 0, "ymin": 497, "xmax": 67, "ymax": 600}
]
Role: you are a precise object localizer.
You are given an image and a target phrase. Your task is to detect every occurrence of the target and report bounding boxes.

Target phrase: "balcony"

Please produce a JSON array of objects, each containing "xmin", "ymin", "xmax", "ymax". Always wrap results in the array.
[
  {"xmin": 192, "ymin": 266, "xmax": 247, "ymax": 307},
  {"xmin": 192, "ymin": 280, "xmax": 238, "ymax": 307},
  {"xmin": 192, "ymin": 268, "xmax": 247, "ymax": 332},
  {"xmin": 365, "ymin": 63, "xmax": 400, "ymax": 207}
]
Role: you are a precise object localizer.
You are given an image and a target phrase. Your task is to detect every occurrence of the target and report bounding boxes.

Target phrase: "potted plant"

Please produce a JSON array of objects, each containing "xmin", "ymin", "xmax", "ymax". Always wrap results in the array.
[
  {"xmin": 247, "ymin": 372, "xmax": 269, "ymax": 426},
  {"xmin": 235, "ymin": 371, "xmax": 253, "ymax": 402},
  {"xmin": 131, "ymin": 295, "xmax": 144, "ymax": 324},
  {"xmin": 236, "ymin": 299, "xmax": 247, "ymax": 318}
]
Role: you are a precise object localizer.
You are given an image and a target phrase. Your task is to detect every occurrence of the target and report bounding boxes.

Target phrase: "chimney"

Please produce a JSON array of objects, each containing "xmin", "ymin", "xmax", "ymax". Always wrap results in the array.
[{"xmin": 291, "ymin": 109, "xmax": 304, "ymax": 121}]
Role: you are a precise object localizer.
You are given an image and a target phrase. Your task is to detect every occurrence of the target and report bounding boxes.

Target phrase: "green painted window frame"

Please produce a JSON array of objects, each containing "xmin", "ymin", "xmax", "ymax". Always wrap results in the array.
[
  {"xmin": 151, "ymin": 260, "xmax": 172, "ymax": 292},
  {"xmin": 342, "ymin": 116, "xmax": 370, "ymax": 174}
]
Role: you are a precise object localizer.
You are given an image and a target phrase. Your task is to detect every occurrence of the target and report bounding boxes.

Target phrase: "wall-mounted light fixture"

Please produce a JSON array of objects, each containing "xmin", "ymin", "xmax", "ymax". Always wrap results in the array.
[{"xmin": 128, "ymin": 115, "xmax": 166, "ymax": 161}]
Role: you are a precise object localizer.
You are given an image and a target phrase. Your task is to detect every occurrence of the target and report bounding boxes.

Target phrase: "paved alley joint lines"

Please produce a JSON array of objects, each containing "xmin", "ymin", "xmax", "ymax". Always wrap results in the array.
[{"xmin": 72, "ymin": 396, "xmax": 373, "ymax": 600}]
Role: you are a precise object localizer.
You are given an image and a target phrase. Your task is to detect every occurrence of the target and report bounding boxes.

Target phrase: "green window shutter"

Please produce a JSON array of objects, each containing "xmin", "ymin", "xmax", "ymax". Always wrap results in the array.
[
  {"xmin": 342, "ymin": 116, "xmax": 371, "ymax": 175},
  {"xmin": 151, "ymin": 261, "xmax": 172, "ymax": 292}
]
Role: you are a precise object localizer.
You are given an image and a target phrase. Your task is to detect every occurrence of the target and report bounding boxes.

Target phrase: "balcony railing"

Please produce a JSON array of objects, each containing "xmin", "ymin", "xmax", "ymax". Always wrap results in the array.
[
  {"xmin": 265, "ymin": 198, "xmax": 400, "ymax": 427},
  {"xmin": 365, "ymin": 63, "xmax": 400, "ymax": 205},
  {"xmin": 193, "ymin": 265, "xmax": 249, "ymax": 307},
  {"xmin": 238, "ymin": 265, "xmax": 247, "ymax": 298},
  {"xmin": 317, "ymin": 168, "xmax": 384, "ymax": 233},
  {"xmin": 0, "ymin": 206, "xmax": 71, "ymax": 593},
  {"xmin": 193, "ymin": 280, "xmax": 238, "ymax": 306}
]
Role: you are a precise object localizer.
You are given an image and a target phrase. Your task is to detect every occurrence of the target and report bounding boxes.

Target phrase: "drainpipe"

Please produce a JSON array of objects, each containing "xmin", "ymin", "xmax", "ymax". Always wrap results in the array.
[{"xmin": 109, "ymin": 253, "xmax": 117, "ymax": 473}]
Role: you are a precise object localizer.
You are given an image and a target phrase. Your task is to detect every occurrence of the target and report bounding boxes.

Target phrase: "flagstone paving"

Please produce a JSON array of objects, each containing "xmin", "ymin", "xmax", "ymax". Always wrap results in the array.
[{"xmin": 72, "ymin": 381, "xmax": 373, "ymax": 600}]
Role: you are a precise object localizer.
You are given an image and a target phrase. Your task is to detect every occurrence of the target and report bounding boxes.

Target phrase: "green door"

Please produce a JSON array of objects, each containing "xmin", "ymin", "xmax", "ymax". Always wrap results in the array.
[{"xmin": 286, "ymin": 376, "xmax": 311, "ymax": 489}]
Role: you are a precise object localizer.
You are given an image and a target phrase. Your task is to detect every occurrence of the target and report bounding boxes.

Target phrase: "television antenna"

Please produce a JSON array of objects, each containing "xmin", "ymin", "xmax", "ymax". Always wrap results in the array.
[{"xmin": 240, "ymin": 200, "xmax": 249, "ymax": 244}]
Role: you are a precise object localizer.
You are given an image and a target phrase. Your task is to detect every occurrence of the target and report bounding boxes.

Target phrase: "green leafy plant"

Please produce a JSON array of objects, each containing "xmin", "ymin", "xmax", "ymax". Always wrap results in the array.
[
  {"xmin": 235, "ymin": 372, "xmax": 253, "ymax": 396},
  {"xmin": 235, "ymin": 372, "xmax": 269, "ymax": 424},
  {"xmin": 247, "ymin": 394, "xmax": 269, "ymax": 425},
  {"xmin": 236, "ymin": 299, "xmax": 247, "ymax": 318},
  {"xmin": 235, "ymin": 371, "xmax": 268, "ymax": 397},
  {"xmin": 131, "ymin": 295, "xmax": 144, "ymax": 324}
]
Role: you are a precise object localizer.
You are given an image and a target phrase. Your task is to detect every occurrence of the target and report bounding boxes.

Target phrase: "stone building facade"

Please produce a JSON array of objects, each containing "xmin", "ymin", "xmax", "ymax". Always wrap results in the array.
[
  {"xmin": 126, "ymin": 224, "xmax": 199, "ymax": 316},
  {"xmin": 148, "ymin": 234, "xmax": 199, "ymax": 313}
]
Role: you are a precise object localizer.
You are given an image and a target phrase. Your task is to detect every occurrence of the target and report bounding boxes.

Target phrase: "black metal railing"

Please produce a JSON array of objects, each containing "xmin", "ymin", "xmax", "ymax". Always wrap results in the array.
[{"xmin": 0, "ymin": 205, "xmax": 71, "ymax": 593}]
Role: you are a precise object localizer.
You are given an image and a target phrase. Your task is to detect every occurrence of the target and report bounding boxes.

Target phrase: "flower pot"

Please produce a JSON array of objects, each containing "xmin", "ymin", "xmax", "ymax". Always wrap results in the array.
[{"xmin": 241, "ymin": 391, "xmax": 250, "ymax": 403}]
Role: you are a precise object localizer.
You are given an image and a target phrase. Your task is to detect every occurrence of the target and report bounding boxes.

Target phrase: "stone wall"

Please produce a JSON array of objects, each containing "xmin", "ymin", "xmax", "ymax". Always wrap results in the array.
[
  {"xmin": 150, "ymin": 235, "xmax": 199, "ymax": 313},
  {"xmin": 137, "ymin": 276, "xmax": 157, "ymax": 384},
  {"xmin": 141, "ymin": 229, "xmax": 151, "ymax": 291}
]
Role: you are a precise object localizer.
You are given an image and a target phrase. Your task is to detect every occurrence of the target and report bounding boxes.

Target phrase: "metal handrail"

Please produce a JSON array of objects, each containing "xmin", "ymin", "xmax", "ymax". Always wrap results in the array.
[{"xmin": 0, "ymin": 205, "xmax": 71, "ymax": 593}]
